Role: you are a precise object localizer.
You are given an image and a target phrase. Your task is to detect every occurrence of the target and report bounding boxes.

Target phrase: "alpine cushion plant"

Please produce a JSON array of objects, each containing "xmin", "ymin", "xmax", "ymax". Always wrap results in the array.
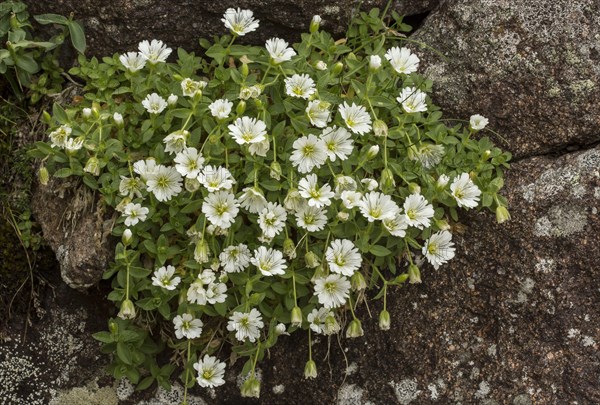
[{"xmin": 31, "ymin": 5, "xmax": 511, "ymax": 399}]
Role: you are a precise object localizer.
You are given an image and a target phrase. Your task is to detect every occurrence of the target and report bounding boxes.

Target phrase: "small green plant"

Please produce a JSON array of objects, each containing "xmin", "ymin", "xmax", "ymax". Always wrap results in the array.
[
  {"xmin": 0, "ymin": 0, "xmax": 86, "ymax": 102},
  {"xmin": 31, "ymin": 5, "xmax": 510, "ymax": 399}
]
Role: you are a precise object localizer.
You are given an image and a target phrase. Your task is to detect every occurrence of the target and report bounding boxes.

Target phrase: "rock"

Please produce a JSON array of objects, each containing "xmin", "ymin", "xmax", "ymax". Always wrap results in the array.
[
  {"xmin": 412, "ymin": 0, "xmax": 600, "ymax": 158},
  {"xmin": 30, "ymin": 177, "xmax": 115, "ymax": 289},
  {"xmin": 23, "ymin": 0, "xmax": 436, "ymax": 59}
]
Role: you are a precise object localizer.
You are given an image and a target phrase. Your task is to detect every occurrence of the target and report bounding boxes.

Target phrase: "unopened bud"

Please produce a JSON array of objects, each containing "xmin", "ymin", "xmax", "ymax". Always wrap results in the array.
[
  {"xmin": 38, "ymin": 166, "xmax": 49, "ymax": 186},
  {"xmin": 269, "ymin": 161, "xmax": 282, "ymax": 180},
  {"xmin": 236, "ymin": 100, "xmax": 246, "ymax": 115},
  {"xmin": 315, "ymin": 60, "xmax": 327, "ymax": 71},
  {"xmin": 373, "ymin": 119, "xmax": 388, "ymax": 137},
  {"xmin": 42, "ymin": 111, "xmax": 52, "ymax": 123},
  {"xmin": 241, "ymin": 375, "xmax": 261, "ymax": 398},
  {"xmin": 367, "ymin": 145, "xmax": 379, "ymax": 160},
  {"xmin": 194, "ymin": 238, "xmax": 210, "ymax": 264},
  {"xmin": 380, "ymin": 168, "xmax": 395, "ymax": 190},
  {"xmin": 291, "ymin": 306, "xmax": 303, "ymax": 326},
  {"xmin": 109, "ymin": 320, "xmax": 118, "ymax": 334},
  {"xmin": 82, "ymin": 107, "xmax": 92, "ymax": 118},
  {"xmin": 496, "ymin": 206, "xmax": 511, "ymax": 224},
  {"xmin": 113, "ymin": 112, "xmax": 124, "ymax": 127},
  {"xmin": 84, "ymin": 156, "xmax": 100, "ymax": 176},
  {"xmin": 346, "ymin": 319, "xmax": 364, "ymax": 338},
  {"xmin": 167, "ymin": 94, "xmax": 178, "ymax": 106},
  {"xmin": 91, "ymin": 103, "xmax": 100, "ymax": 119},
  {"xmin": 117, "ymin": 299, "xmax": 136, "ymax": 320},
  {"xmin": 122, "ymin": 228, "xmax": 133, "ymax": 246},
  {"xmin": 482, "ymin": 149, "xmax": 491, "ymax": 160},
  {"xmin": 351, "ymin": 271, "xmax": 366, "ymax": 291},
  {"xmin": 304, "ymin": 360, "xmax": 317, "ymax": 379},
  {"xmin": 304, "ymin": 251, "xmax": 320, "ymax": 268},
  {"xmin": 185, "ymin": 177, "xmax": 201, "ymax": 192},
  {"xmin": 435, "ymin": 219, "xmax": 451, "ymax": 231},
  {"xmin": 378, "ymin": 310, "xmax": 391, "ymax": 331},
  {"xmin": 310, "ymin": 15, "xmax": 322, "ymax": 33},
  {"xmin": 337, "ymin": 211, "xmax": 349, "ymax": 221},
  {"xmin": 408, "ymin": 264, "xmax": 421, "ymax": 284},
  {"xmin": 369, "ymin": 55, "xmax": 382, "ymax": 72},
  {"xmin": 408, "ymin": 182, "xmax": 421, "ymax": 195},
  {"xmin": 283, "ymin": 238, "xmax": 297, "ymax": 259},
  {"xmin": 332, "ymin": 62, "xmax": 344, "ymax": 76}
]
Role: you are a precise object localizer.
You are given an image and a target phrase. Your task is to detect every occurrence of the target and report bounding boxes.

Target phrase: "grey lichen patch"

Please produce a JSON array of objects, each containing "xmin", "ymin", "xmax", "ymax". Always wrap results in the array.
[
  {"xmin": 535, "ymin": 258, "xmax": 556, "ymax": 273},
  {"xmin": 534, "ymin": 206, "xmax": 587, "ymax": 237},
  {"xmin": 337, "ymin": 384, "xmax": 374, "ymax": 405},
  {"xmin": 474, "ymin": 380, "xmax": 491, "ymax": 399},
  {"xmin": 49, "ymin": 384, "xmax": 118, "ymax": 405},
  {"xmin": 389, "ymin": 379, "xmax": 420, "ymax": 404},
  {"xmin": 135, "ymin": 383, "xmax": 206, "ymax": 405},
  {"xmin": 0, "ymin": 348, "xmax": 47, "ymax": 404},
  {"xmin": 116, "ymin": 378, "xmax": 134, "ymax": 401},
  {"xmin": 570, "ymin": 79, "xmax": 595, "ymax": 97},
  {"xmin": 512, "ymin": 393, "xmax": 533, "ymax": 405}
]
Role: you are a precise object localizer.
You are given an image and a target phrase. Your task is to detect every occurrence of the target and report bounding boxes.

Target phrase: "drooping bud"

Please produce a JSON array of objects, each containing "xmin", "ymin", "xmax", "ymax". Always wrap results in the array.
[
  {"xmin": 194, "ymin": 238, "xmax": 210, "ymax": 264},
  {"xmin": 304, "ymin": 360, "xmax": 317, "ymax": 379},
  {"xmin": 241, "ymin": 375, "xmax": 261, "ymax": 398},
  {"xmin": 291, "ymin": 306, "xmax": 303, "ymax": 327},
  {"xmin": 304, "ymin": 251, "xmax": 320, "ymax": 268},
  {"xmin": 378, "ymin": 310, "xmax": 391, "ymax": 331},
  {"xmin": 372, "ymin": 119, "xmax": 388, "ymax": 137},
  {"xmin": 185, "ymin": 177, "xmax": 201, "ymax": 192},
  {"xmin": 408, "ymin": 264, "xmax": 422, "ymax": 284},
  {"xmin": 345, "ymin": 319, "xmax": 364, "ymax": 338},
  {"xmin": 117, "ymin": 299, "xmax": 136, "ymax": 320},
  {"xmin": 38, "ymin": 165, "xmax": 49, "ymax": 186},
  {"xmin": 283, "ymin": 238, "xmax": 297, "ymax": 259},
  {"xmin": 408, "ymin": 182, "xmax": 421, "ymax": 195},
  {"xmin": 84, "ymin": 156, "xmax": 100, "ymax": 176},
  {"xmin": 496, "ymin": 206, "xmax": 511, "ymax": 224},
  {"xmin": 380, "ymin": 168, "xmax": 395, "ymax": 191},
  {"xmin": 269, "ymin": 161, "xmax": 282, "ymax": 180},
  {"xmin": 350, "ymin": 271, "xmax": 367, "ymax": 291}
]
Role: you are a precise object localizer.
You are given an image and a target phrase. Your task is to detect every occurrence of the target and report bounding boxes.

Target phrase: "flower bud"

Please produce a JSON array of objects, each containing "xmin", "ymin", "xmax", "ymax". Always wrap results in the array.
[
  {"xmin": 167, "ymin": 94, "xmax": 178, "ymax": 106},
  {"xmin": 38, "ymin": 166, "xmax": 49, "ymax": 186},
  {"xmin": 408, "ymin": 182, "xmax": 421, "ymax": 194},
  {"xmin": 380, "ymin": 168, "xmax": 395, "ymax": 190},
  {"xmin": 369, "ymin": 55, "xmax": 381, "ymax": 72},
  {"xmin": 332, "ymin": 62, "xmax": 344, "ymax": 76},
  {"xmin": 436, "ymin": 174, "xmax": 449, "ymax": 189},
  {"xmin": 241, "ymin": 62, "xmax": 249, "ymax": 78},
  {"xmin": 241, "ymin": 375, "xmax": 261, "ymax": 398},
  {"xmin": 350, "ymin": 271, "xmax": 366, "ymax": 291},
  {"xmin": 194, "ymin": 238, "xmax": 210, "ymax": 264},
  {"xmin": 236, "ymin": 100, "xmax": 246, "ymax": 115},
  {"xmin": 366, "ymin": 145, "xmax": 379, "ymax": 160},
  {"xmin": 113, "ymin": 112, "xmax": 124, "ymax": 128},
  {"xmin": 185, "ymin": 177, "xmax": 201, "ymax": 192},
  {"xmin": 269, "ymin": 161, "xmax": 282, "ymax": 180},
  {"xmin": 219, "ymin": 273, "xmax": 229, "ymax": 283},
  {"xmin": 408, "ymin": 264, "xmax": 421, "ymax": 284},
  {"xmin": 378, "ymin": 310, "xmax": 391, "ymax": 331},
  {"xmin": 275, "ymin": 323, "xmax": 288, "ymax": 336},
  {"xmin": 42, "ymin": 111, "xmax": 52, "ymax": 123},
  {"xmin": 361, "ymin": 178, "xmax": 378, "ymax": 191},
  {"xmin": 84, "ymin": 156, "xmax": 100, "ymax": 176},
  {"xmin": 315, "ymin": 60, "xmax": 327, "ymax": 71},
  {"xmin": 291, "ymin": 306, "xmax": 303, "ymax": 326},
  {"xmin": 496, "ymin": 206, "xmax": 511, "ymax": 224},
  {"xmin": 91, "ymin": 104, "xmax": 101, "ymax": 119},
  {"xmin": 373, "ymin": 119, "xmax": 388, "ymax": 137},
  {"xmin": 82, "ymin": 107, "xmax": 92, "ymax": 118},
  {"xmin": 310, "ymin": 15, "xmax": 322, "ymax": 33},
  {"xmin": 117, "ymin": 299, "xmax": 136, "ymax": 320},
  {"xmin": 346, "ymin": 319, "xmax": 364, "ymax": 338},
  {"xmin": 304, "ymin": 360, "xmax": 317, "ymax": 379},
  {"xmin": 122, "ymin": 229, "xmax": 133, "ymax": 246},
  {"xmin": 482, "ymin": 149, "xmax": 491, "ymax": 160},
  {"xmin": 435, "ymin": 219, "xmax": 451, "ymax": 231},
  {"xmin": 283, "ymin": 238, "xmax": 297, "ymax": 259},
  {"xmin": 304, "ymin": 251, "xmax": 320, "ymax": 268},
  {"xmin": 337, "ymin": 211, "xmax": 349, "ymax": 222},
  {"xmin": 211, "ymin": 258, "xmax": 221, "ymax": 271}
]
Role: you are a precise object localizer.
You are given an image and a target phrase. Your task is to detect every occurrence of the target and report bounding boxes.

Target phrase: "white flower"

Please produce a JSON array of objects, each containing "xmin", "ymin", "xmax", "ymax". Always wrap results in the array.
[
  {"xmin": 411, "ymin": 143, "xmax": 445, "ymax": 168},
  {"xmin": 187, "ymin": 270, "xmax": 216, "ymax": 305},
  {"xmin": 206, "ymin": 282, "xmax": 227, "ymax": 304},
  {"xmin": 122, "ymin": 203, "xmax": 149, "ymax": 226},
  {"xmin": 119, "ymin": 176, "xmax": 144, "ymax": 199},
  {"xmin": 298, "ymin": 174, "xmax": 334, "ymax": 208},
  {"xmin": 222, "ymin": 8, "xmax": 260, "ymax": 36},
  {"xmin": 340, "ymin": 190, "xmax": 362, "ymax": 209},
  {"xmin": 306, "ymin": 100, "xmax": 332, "ymax": 128},
  {"xmin": 209, "ymin": 99, "xmax": 233, "ymax": 119},
  {"xmin": 285, "ymin": 74, "xmax": 316, "ymax": 99},
  {"xmin": 295, "ymin": 204, "xmax": 327, "ymax": 232},
  {"xmin": 174, "ymin": 147, "xmax": 204, "ymax": 178},
  {"xmin": 398, "ymin": 87, "xmax": 427, "ymax": 113},
  {"xmin": 290, "ymin": 134, "xmax": 328, "ymax": 173},
  {"xmin": 423, "ymin": 230, "xmax": 456, "ymax": 269},
  {"xmin": 361, "ymin": 178, "xmax": 378, "ymax": 191},
  {"xmin": 227, "ymin": 308, "xmax": 264, "ymax": 342},
  {"xmin": 49, "ymin": 125, "xmax": 71, "ymax": 148},
  {"xmin": 198, "ymin": 165, "xmax": 235, "ymax": 192},
  {"xmin": 219, "ymin": 244, "xmax": 252, "ymax": 273},
  {"xmin": 167, "ymin": 94, "xmax": 178, "ymax": 105},
  {"xmin": 334, "ymin": 176, "xmax": 357, "ymax": 196},
  {"xmin": 152, "ymin": 265, "xmax": 181, "ymax": 290},
  {"xmin": 181, "ymin": 78, "xmax": 207, "ymax": 97},
  {"xmin": 258, "ymin": 202, "xmax": 287, "ymax": 239},
  {"xmin": 314, "ymin": 274, "xmax": 351, "ymax": 309},
  {"xmin": 138, "ymin": 39, "xmax": 172, "ymax": 64},
  {"xmin": 321, "ymin": 126, "xmax": 353, "ymax": 161},
  {"xmin": 82, "ymin": 107, "xmax": 92, "ymax": 118},
  {"xmin": 265, "ymin": 37, "xmax": 296, "ymax": 64},
  {"xmin": 146, "ymin": 165, "xmax": 182, "ymax": 202},
  {"xmin": 284, "ymin": 188, "xmax": 305, "ymax": 213},
  {"xmin": 142, "ymin": 93, "xmax": 168, "ymax": 114},
  {"xmin": 383, "ymin": 214, "xmax": 408, "ymax": 237},
  {"xmin": 470, "ymin": 114, "xmax": 489, "ymax": 131},
  {"xmin": 251, "ymin": 246, "xmax": 287, "ymax": 276},
  {"xmin": 384, "ymin": 46, "xmax": 419, "ymax": 74},
  {"xmin": 369, "ymin": 55, "xmax": 382, "ymax": 71},
  {"xmin": 308, "ymin": 307, "xmax": 332, "ymax": 334},
  {"xmin": 132, "ymin": 159, "xmax": 156, "ymax": 182},
  {"xmin": 450, "ymin": 173, "xmax": 481, "ymax": 209},
  {"xmin": 228, "ymin": 116, "xmax": 267, "ymax": 144},
  {"xmin": 173, "ymin": 313, "xmax": 203, "ymax": 340},
  {"xmin": 248, "ymin": 139, "xmax": 270, "ymax": 157},
  {"xmin": 339, "ymin": 102, "xmax": 372, "ymax": 135},
  {"xmin": 238, "ymin": 187, "xmax": 268, "ymax": 214},
  {"xmin": 194, "ymin": 355, "xmax": 226, "ymax": 388},
  {"xmin": 119, "ymin": 52, "xmax": 146, "ymax": 72},
  {"xmin": 163, "ymin": 129, "xmax": 189, "ymax": 155},
  {"xmin": 326, "ymin": 239, "xmax": 362, "ymax": 277},
  {"xmin": 64, "ymin": 137, "xmax": 84, "ymax": 152},
  {"xmin": 403, "ymin": 193, "xmax": 434, "ymax": 229},
  {"xmin": 202, "ymin": 191, "xmax": 239, "ymax": 229},
  {"xmin": 359, "ymin": 191, "xmax": 399, "ymax": 222},
  {"xmin": 315, "ymin": 60, "xmax": 328, "ymax": 70}
]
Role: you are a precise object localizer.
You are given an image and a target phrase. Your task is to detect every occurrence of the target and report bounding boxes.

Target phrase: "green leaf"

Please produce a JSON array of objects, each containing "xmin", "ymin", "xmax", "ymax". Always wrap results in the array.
[
  {"xmin": 54, "ymin": 168, "xmax": 73, "ymax": 178},
  {"xmin": 129, "ymin": 266, "xmax": 152, "ymax": 278},
  {"xmin": 34, "ymin": 14, "xmax": 69, "ymax": 25},
  {"xmin": 369, "ymin": 245, "xmax": 391, "ymax": 257},
  {"xmin": 67, "ymin": 20, "xmax": 86, "ymax": 54},
  {"xmin": 117, "ymin": 342, "xmax": 132, "ymax": 365},
  {"xmin": 137, "ymin": 376, "xmax": 155, "ymax": 391},
  {"xmin": 92, "ymin": 331, "xmax": 114, "ymax": 343},
  {"xmin": 52, "ymin": 103, "xmax": 68, "ymax": 123},
  {"xmin": 15, "ymin": 54, "xmax": 39, "ymax": 74}
]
